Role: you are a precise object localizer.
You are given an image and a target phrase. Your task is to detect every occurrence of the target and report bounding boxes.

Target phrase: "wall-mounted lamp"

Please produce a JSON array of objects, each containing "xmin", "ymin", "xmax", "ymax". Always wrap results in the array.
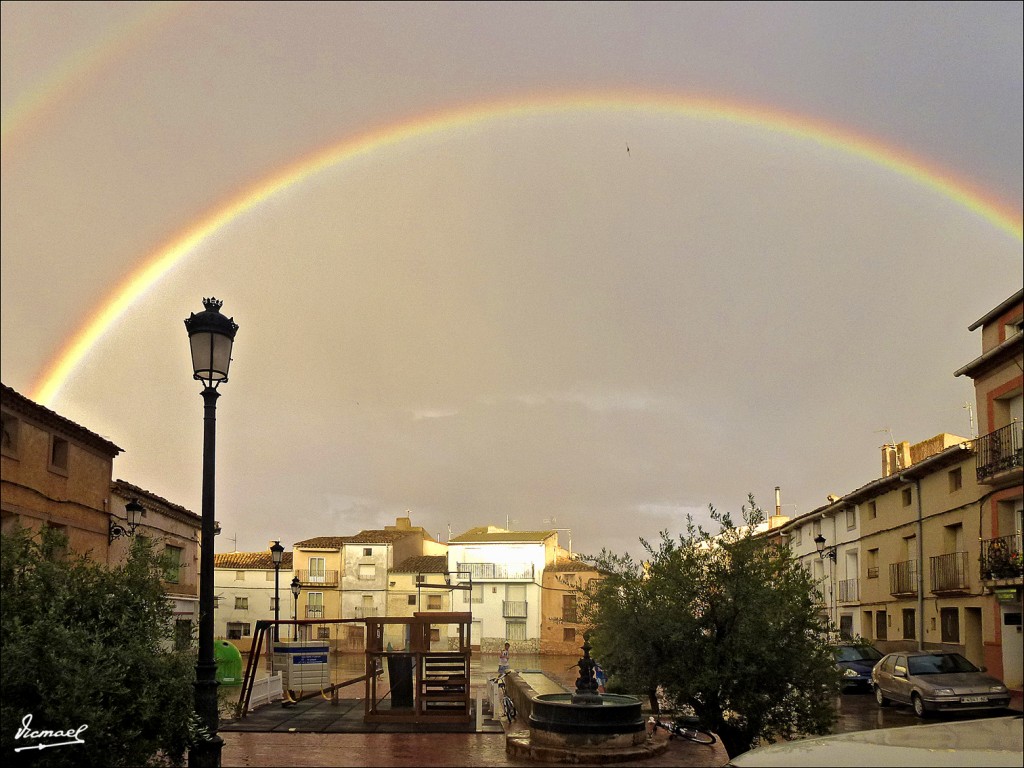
[
  {"xmin": 109, "ymin": 499, "xmax": 145, "ymax": 543},
  {"xmin": 814, "ymin": 533, "xmax": 837, "ymax": 561}
]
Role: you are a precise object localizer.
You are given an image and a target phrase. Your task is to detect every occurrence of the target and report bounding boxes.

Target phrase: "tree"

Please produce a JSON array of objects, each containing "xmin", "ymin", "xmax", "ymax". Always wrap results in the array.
[
  {"xmin": 1, "ymin": 525, "xmax": 198, "ymax": 767},
  {"xmin": 577, "ymin": 496, "xmax": 839, "ymax": 759}
]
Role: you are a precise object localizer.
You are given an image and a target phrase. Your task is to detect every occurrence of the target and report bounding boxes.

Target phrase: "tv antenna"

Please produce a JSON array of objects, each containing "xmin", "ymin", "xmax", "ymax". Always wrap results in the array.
[
  {"xmin": 876, "ymin": 427, "xmax": 900, "ymax": 471},
  {"xmin": 963, "ymin": 402, "xmax": 976, "ymax": 438}
]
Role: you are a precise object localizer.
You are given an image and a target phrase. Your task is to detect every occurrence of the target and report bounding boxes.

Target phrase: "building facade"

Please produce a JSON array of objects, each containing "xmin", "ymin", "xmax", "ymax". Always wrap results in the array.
[
  {"xmin": 954, "ymin": 289, "xmax": 1023, "ymax": 688},
  {"xmin": 446, "ymin": 526, "xmax": 560, "ymax": 653},
  {"xmin": 213, "ymin": 548, "xmax": 294, "ymax": 651},
  {"xmin": 539, "ymin": 558, "xmax": 601, "ymax": 655}
]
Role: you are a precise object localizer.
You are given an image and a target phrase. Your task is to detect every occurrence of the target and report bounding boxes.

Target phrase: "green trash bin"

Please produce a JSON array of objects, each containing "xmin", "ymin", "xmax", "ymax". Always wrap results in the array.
[{"xmin": 215, "ymin": 640, "xmax": 243, "ymax": 686}]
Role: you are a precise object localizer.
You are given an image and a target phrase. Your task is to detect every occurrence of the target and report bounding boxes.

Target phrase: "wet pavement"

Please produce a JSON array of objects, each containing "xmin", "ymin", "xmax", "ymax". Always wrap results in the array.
[{"xmin": 218, "ymin": 653, "xmax": 1022, "ymax": 767}]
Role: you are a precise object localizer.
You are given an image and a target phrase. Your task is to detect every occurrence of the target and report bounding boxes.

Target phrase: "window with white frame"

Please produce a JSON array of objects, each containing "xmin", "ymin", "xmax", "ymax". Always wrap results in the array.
[
  {"xmin": 308, "ymin": 557, "xmax": 326, "ymax": 582},
  {"xmin": 845, "ymin": 507, "xmax": 856, "ymax": 530},
  {"xmin": 235, "ymin": 596, "xmax": 248, "ymax": 610},
  {"xmin": 358, "ymin": 563, "xmax": 375, "ymax": 580},
  {"xmin": 506, "ymin": 620, "xmax": 527, "ymax": 642}
]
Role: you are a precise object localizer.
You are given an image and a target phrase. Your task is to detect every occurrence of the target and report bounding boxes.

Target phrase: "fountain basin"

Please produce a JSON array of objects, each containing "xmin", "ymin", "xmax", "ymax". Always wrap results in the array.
[{"xmin": 528, "ymin": 693, "xmax": 646, "ymax": 749}]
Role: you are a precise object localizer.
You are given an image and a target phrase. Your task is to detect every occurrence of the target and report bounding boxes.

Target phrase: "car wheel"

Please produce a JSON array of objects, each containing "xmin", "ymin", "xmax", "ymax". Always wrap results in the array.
[
  {"xmin": 911, "ymin": 693, "xmax": 929, "ymax": 718},
  {"xmin": 874, "ymin": 685, "xmax": 890, "ymax": 707}
]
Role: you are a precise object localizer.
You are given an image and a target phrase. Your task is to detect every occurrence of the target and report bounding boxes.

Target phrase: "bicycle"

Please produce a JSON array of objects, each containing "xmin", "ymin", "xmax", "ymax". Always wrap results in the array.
[
  {"xmin": 491, "ymin": 671, "xmax": 517, "ymax": 722},
  {"xmin": 648, "ymin": 715, "xmax": 716, "ymax": 745}
]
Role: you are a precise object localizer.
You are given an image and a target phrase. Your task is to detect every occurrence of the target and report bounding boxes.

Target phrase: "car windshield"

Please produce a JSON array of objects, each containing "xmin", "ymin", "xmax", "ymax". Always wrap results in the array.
[
  {"xmin": 907, "ymin": 653, "xmax": 978, "ymax": 675},
  {"xmin": 835, "ymin": 645, "xmax": 883, "ymax": 663}
]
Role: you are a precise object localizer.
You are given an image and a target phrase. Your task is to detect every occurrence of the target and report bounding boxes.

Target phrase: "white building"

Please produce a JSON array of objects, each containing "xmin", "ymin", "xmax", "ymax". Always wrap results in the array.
[
  {"xmin": 446, "ymin": 526, "xmax": 559, "ymax": 653},
  {"xmin": 213, "ymin": 547, "xmax": 294, "ymax": 652}
]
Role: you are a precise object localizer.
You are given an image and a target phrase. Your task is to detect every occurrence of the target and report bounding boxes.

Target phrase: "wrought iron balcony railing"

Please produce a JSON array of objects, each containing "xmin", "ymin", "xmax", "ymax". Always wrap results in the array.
[
  {"xmin": 981, "ymin": 533, "xmax": 1023, "ymax": 581},
  {"xmin": 930, "ymin": 551, "xmax": 969, "ymax": 592},
  {"xmin": 502, "ymin": 600, "xmax": 528, "ymax": 618},
  {"xmin": 456, "ymin": 562, "xmax": 535, "ymax": 580},
  {"xmin": 305, "ymin": 605, "xmax": 324, "ymax": 618},
  {"xmin": 295, "ymin": 569, "xmax": 339, "ymax": 586},
  {"xmin": 976, "ymin": 422, "xmax": 1023, "ymax": 482},
  {"xmin": 889, "ymin": 559, "xmax": 918, "ymax": 596}
]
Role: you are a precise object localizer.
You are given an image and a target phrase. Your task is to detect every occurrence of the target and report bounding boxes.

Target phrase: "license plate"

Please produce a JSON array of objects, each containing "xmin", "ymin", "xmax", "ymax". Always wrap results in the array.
[{"xmin": 960, "ymin": 696, "xmax": 988, "ymax": 703}]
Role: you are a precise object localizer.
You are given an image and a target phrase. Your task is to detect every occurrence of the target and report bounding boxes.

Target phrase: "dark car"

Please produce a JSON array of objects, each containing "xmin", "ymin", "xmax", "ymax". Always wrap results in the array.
[
  {"xmin": 834, "ymin": 642, "xmax": 884, "ymax": 691},
  {"xmin": 871, "ymin": 650, "xmax": 1011, "ymax": 717}
]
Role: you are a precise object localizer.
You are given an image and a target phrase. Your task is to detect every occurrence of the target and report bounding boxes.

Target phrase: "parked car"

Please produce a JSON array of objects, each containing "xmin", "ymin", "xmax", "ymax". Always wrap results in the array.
[
  {"xmin": 871, "ymin": 650, "xmax": 1011, "ymax": 718},
  {"xmin": 834, "ymin": 642, "xmax": 884, "ymax": 692}
]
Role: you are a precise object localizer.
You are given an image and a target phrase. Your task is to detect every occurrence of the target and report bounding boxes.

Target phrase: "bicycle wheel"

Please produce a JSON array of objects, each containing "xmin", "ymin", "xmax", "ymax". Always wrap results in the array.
[
  {"xmin": 678, "ymin": 727, "xmax": 716, "ymax": 745},
  {"xmin": 504, "ymin": 698, "xmax": 517, "ymax": 721}
]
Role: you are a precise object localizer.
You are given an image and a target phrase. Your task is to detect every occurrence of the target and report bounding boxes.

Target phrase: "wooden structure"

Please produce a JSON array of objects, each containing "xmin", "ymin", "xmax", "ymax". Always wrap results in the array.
[{"xmin": 364, "ymin": 612, "xmax": 473, "ymax": 724}]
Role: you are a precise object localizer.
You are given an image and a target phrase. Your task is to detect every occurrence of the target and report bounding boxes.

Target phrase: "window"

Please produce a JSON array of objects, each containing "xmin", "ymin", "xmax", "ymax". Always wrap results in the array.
[
  {"xmin": 875, "ymin": 610, "xmax": 887, "ymax": 640},
  {"xmin": 49, "ymin": 435, "xmax": 69, "ymax": 473},
  {"xmin": 430, "ymin": 628, "xmax": 441, "ymax": 643},
  {"xmin": 0, "ymin": 412, "xmax": 19, "ymax": 456},
  {"xmin": 867, "ymin": 501, "xmax": 877, "ymax": 520},
  {"xmin": 902, "ymin": 488, "xmax": 913, "ymax": 507},
  {"xmin": 562, "ymin": 594, "xmax": 578, "ymax": 623},
  {"xmin": 226, "ymin": 622, "xmax": 251, "ymax": 639},
  {"xmin": 940, "ymin": 607, "xmax": 960, "ymax": 643},
  {"xmin": 362, "ymin": 547, "xmax": 373, "ymax": 557},
  {"xmin": 846, "ymin": 507, "xmax": 856, "ymax": 530},
  {"xmin": 563, "ymin": 628, "xmax": 576, "ymax": 643},
  {"xmin": 903, "ymin": 608, "xmax": 916, "ymax": 639},
  {"xmin": 358, "ymin": 563, "xmax": 375, "ymax": 580},
  {"xmin": 235, "ymin": 596, "xmax": 248, "ymax": 610},
  {"xmin": 235, "ymin": 571, "xmax": 245, "ymax": 581},
  {"xmin": 162, "ymin": 545, "xmax": 182, "ymax": 583},
  {"xmin": 270, "ymin": 597, "xmax": 278, "ymax": 610},
  {"xmin": 408, "ymin": 594, "xmax": 417, "ymax": 605},
  {"xmin": 308, "ymin": 557, "xmax": 326, "ymax": 582},
  {"xmin": 948, "ymin": 467, "xmax": 962, "ymax": 492},
  {"xmin": 307, "ymin": 592, "xmax": 324, "ymax": 618},
  {"xmin": 317, "ymin": 627, "xmax": 331, "ymax": 640},
  {"xmin": 506, "ymin": 620, "xmax": 527, "ymax": 642},
  {"xmin": 427, "ymin": 594, "xmax": 442, "ymax": 610}
]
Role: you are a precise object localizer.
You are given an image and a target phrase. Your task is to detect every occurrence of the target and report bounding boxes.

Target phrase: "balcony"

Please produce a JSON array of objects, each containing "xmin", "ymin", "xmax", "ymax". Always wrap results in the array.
[
  {"xmin": 456, "ymin": 562, "xmax": 534, "ymax": 581},
  {"xmin": 976, "ymin": 422, "xmax": 1023, "ymax": 483},
  {"xmin": 295, "ymin": 569, "xmax": 339, "ymax": 587},
  {"xmin": 981, "ymin": 533, "xmax": 1023, "ymax": 581},
  {"xmin": 502, "ymin": 600, "xmax": 528, "ymax": 619},
  {"xmin": 354, "ymin": 606, "xmax": 378, "ymax": 618},
  {"xmin": 889, "ymin": 559, "xmax": 918, "ymax": 596},
  {"xmin": 930, "ymin": 551, "xmax": 969, "ymax": 593},
  {"xmin": 305, "ymin": 605, "xmax": 324, "ymax": 618},
  {"xmin": 838, "ymin": 578, "xmax": 859, "ymax": 603}
]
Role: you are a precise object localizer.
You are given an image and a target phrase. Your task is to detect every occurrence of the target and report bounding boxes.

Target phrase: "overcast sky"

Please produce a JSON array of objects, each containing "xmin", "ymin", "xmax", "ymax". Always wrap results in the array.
[{"xmin": 2, "ymin": 2, "xmax": 1021, "ymax": 558}]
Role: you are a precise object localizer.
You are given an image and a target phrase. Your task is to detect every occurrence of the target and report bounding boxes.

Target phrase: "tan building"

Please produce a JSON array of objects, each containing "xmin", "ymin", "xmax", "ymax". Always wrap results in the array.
[
  {"xmin": 1, "ymin": 382, "xmax": 122, "ymax": 551},
  {"xmin": 291, "ymin": 516, "xmax": 442, "ymax": 651},
  {"xmin": 385, "ymin": 554, "xmax": 452, "ymax": 650},
  {"xmin": 540, "ymin": 558, "xmax": 602, "ymax": 655},
  {"xmin": 1, "ymin": 384, "xmax": 201, "ymax": 649},
  {"xmin": 954, "ymin": 288, "xmax": 1023, "ymax": 688}
]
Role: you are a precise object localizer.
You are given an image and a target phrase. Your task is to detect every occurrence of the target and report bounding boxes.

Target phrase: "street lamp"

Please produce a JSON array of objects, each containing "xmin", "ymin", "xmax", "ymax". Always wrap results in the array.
[
  {"xmin": 184, "ymin": 297, "xmax": 238, "ymax": 768},
  {"xmin": 269, "ymin": 541, "xmax": 284, "ymax": 642},
  {"xmin": 814, "ymin": 533, "xmax": 837, "ymax": 561},
  {"xmin": 290, "ymin": 576, "xmax": 301, "ymax": 641},
  {"xmin": 109, "ymin": 498, "xmax": 145, "ymax": 543}
]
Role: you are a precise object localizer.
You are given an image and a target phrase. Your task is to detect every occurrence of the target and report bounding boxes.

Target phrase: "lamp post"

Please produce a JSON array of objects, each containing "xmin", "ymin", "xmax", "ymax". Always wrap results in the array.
[
  {"xmin": 270, "ymin": 541, "xmax": 284, "ymax": 642},
  {"xmin": 290, "ymin": 576, "xmax": 301, "ymax": 641},
  {"xmin": 814, "ymin": 534, "xmax": 838, "ymax": 633},
  {"xmin": 184, "ymin": 297, "xmax": 238, "ymax": 768}
]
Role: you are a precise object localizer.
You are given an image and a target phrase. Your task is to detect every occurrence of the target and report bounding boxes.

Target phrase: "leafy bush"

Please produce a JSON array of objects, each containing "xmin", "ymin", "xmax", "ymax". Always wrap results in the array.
[{"xmin": 1, "ymin": 526, "xmax": 196, "ymax": 767}]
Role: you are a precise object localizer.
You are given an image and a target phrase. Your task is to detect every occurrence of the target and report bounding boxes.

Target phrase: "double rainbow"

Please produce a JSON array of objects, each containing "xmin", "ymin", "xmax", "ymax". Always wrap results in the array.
[{"xmin": 30, "ymin": 92, "xmax": 1023, "ymax": 405}]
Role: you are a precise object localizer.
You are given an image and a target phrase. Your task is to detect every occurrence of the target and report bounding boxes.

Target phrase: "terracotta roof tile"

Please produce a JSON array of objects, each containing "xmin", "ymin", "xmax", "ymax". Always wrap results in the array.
[
  {"xmin": 2, "ymin": 382, "xmax": 122, "ymax": 456},
  {"xmin": 391, "ymin": 555, "xmax": 448, "ymax": 574},
  {"xmin": 449, "ymin": 526, "xmax": 555, "ymax": 543},
  {"xmin": 214, "ymin": 551, "xmax": 293, "ymax": 569}
]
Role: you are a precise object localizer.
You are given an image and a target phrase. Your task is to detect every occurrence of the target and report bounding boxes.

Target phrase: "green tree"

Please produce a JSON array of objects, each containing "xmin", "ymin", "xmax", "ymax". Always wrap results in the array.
[
  {"xmin": 1, "ymin": 525, "xmax": 197, "ymax": 767},
  {"xmin": 578, "ymin": 496, "xmax": 839, "ymax": 759}
]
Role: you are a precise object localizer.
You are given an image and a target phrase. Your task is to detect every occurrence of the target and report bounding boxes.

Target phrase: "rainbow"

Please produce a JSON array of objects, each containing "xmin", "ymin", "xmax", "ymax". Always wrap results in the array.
[{"xmin": 30, "ymin": 91, "xmax": 1024, "ymax": 405}]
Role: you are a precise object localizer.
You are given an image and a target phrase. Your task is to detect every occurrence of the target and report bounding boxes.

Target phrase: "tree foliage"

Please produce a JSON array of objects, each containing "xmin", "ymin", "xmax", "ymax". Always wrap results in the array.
[
  {"xmin": 1, "ymin": 525, "xmax": 197, "ymax": 767},
  {"xmin": 577, "ymin": 496, "xmax": 839, "ymax": 758}
]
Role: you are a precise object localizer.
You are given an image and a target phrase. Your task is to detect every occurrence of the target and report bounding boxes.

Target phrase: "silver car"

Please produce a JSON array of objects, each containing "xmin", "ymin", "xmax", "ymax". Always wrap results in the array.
[{"xmin": 871, "ymin": 650, "xmax": 1011, "ymax": 718}]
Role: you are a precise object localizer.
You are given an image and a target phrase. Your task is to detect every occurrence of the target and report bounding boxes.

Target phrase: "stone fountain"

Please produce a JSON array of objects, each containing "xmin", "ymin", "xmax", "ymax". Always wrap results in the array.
[{"xmin": 506, "ymin": 634, "xmax": 665, "ymax": 763}]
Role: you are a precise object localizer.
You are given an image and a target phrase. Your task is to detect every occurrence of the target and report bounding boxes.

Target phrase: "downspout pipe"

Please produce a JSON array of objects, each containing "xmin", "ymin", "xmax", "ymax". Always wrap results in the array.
[{"xmin": 900, "ymin": 473, "xmax": 925, "ymax": 650}]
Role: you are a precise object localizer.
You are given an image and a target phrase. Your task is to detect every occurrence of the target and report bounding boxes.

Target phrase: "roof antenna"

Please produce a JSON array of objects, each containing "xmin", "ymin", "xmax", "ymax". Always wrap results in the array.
[{"xmin": 962, "ymin": 402, "xmax": 976, "ymax": 438}]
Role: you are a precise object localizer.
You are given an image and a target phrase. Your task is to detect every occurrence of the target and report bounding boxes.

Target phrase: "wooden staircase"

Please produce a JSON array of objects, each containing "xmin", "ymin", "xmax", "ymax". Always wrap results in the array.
[{"xmin": 420, "ymin": 654, "xmax": 470, "ymax": 716}]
